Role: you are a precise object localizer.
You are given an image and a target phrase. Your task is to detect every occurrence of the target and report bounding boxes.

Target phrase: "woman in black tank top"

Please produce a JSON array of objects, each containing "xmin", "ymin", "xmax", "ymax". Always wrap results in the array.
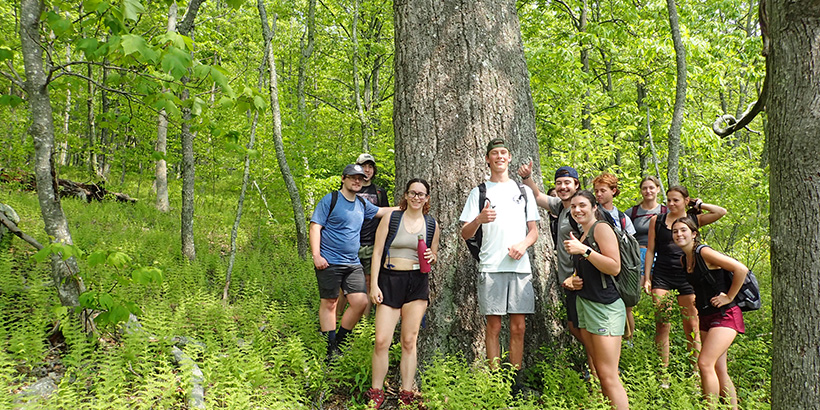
[
  {"xmin": 643, "ymin": 186, "xmax": 727, "ymax": 370},
  {"xmin": 673, "ymin": 217, "xmax": 747, "ymax": 409}
]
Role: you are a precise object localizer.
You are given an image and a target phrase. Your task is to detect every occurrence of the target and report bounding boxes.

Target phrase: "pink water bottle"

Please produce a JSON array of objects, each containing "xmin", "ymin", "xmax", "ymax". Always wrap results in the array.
[{"xmin": 417, "ymin": 235, "xmax": 431, "ymax": 273}]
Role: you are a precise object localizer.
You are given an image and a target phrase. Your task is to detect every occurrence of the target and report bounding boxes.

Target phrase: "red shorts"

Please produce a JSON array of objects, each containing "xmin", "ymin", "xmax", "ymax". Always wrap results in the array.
[{"xmin": 699, "ymin": 305, "xmax": 745, "ymax": 334}]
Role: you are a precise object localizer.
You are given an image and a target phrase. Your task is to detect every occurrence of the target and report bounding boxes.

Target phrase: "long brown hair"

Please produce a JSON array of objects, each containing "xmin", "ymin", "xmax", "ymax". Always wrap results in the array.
[
  {"xmin": 672, "ymin": 216, "xmax": 701, "ymax": 247},
  {"xmin": 667, "ymin": 185, "xmax": 701, "ymax": 218}
]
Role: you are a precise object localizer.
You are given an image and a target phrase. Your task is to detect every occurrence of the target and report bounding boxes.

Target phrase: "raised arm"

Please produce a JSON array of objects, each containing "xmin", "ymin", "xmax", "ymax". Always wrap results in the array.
[
  {"xmin": 517, "ymin": 159, "xmax": 551, "ymax": 209},
  {"xmin": 694, "ymin": 199, "xmax": 727, "ymax": 227}
]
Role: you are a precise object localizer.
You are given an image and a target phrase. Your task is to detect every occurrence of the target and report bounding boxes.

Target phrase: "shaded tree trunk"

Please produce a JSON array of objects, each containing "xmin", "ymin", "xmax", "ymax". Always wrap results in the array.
[
  {"xmin": 258, "ymin": 0, "xmax": 309, "ymax": 259},
  {"xmin": 19, "ymin": 0, "xmax": 86, "ymax": 308},
  {"xmin": 177, "ymin": 0, "xmax": 206, "ymax": 261},
  {"xmin": 394, "ymin": 0, "xmax": 557, "ymax": 365},
  {"xmin": 665, "ymin": 0, "xmax": 685, "ymax": 187},
  {"xmin": 351, "ymin": 0, "xmax": 372, "ymax": 152},
  {"xmin": 297, "ymin": 0, "xmax": 316, "ymax": 117},
  {"xmin": 769, "ymin": 0, "xmax": 820, "ymax": 406}
]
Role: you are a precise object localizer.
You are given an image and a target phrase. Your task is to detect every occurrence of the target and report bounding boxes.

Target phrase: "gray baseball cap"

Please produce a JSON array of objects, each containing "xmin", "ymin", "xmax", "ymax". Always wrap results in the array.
[
  {"xmin": 356, "ymin": 153, "xmax": 376, "ymax": 165},
  {"xmin": 343, "ymin": 164, "xmax": 367, "ymax": 177}
]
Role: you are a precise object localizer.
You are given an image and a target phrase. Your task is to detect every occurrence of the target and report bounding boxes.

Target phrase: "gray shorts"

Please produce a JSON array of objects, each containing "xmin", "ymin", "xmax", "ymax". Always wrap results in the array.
[
  {"xmin": 315, "ymin": 264, "xmax": 367, "ymax": 299},
  {"xmin": 477, "ymin": 271, "xmax": 535, "ymax": 315}
]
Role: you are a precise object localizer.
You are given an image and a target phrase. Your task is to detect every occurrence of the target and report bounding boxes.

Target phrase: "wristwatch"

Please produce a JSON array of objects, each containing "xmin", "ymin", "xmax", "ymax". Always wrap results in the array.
[{"xmin": 583, "ymin": 247, "xmax": 592, "ymax": 259}]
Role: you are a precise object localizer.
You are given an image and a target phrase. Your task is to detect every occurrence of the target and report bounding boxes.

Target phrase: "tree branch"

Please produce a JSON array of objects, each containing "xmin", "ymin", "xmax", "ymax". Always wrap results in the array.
[
  {"xmin": 0, "ymin": 212, "xmax": 44, "ymax": 250},
  {"xmin": 2, "ymin": 61, "xmax": 25, "ymax": 89},
  {"xmin": 553, "ymin": 0, "xmax": 580, "ymax": 29},
  {"xmin": 713, "ymin": 71, "xmax": 768, "ymax": 137},
  {"xmin": 176, "ymin": 0, "xmax": 207, "ymax": 36}
]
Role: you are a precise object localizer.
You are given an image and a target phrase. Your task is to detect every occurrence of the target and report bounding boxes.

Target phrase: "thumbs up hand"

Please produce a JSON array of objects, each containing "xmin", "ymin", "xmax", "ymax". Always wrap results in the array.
[
  {"xmin": 517, "ymin": 159, "xmax": 534, "ymax": 179},
  {"xmin": 563, "ymin": 231, "xmax": 588, "ymax": 255},
  {"xmin": 475, "ymin": 199, "xmax": 496, "ymax": 224}
]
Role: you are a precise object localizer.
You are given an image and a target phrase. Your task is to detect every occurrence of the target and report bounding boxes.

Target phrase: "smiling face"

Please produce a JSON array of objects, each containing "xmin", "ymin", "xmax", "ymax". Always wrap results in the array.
[
  {"xmin": 360, "ymin": 162, "xmax": 375, "ymax": 182},
  {"xmin": 671, "ymin": 220, "xmax": 697, "ymax": 249},
  {"xmin": 485, "ymin": 147, "xmax": 511, "ymax": 174},
  {"xmin": 342, "ymin": 174, "xmax": 365, "ymax": 194},
  {"xmin": 570, "ymin": 194, "xmax": 596, "ymax": 225},
  {"xmin": 405, "ymin": 182, "xmax": 429, "ymax": 210},
  {"xmin": 666, "ymin": 190, "xmax": 689, "ymax": 214},
  {"xmin": 554, "ymin": 177, "xmax": 579, "ymax": 202},
  {"xmin": 640, "ymin": 180, "xmax": 660, "ymax": 203}
]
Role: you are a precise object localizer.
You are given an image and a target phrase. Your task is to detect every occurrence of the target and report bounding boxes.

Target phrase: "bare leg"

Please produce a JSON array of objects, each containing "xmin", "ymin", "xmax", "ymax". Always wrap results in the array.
[
  {"xmin": 678, "ymin": 294, "xmax": 701, "ymax": 364},
  {"xmin": 509, "ymin": 314, "xmax": 526, "ymax": 369},
  {"xmin": 570, "ymin": 320, "xmax": 596, "ymax": 378},
  {"xmin": 339, "ymin": 292, "xmax": 368, "ymax": 331},
  {"xmin": 399, "ymin": 300, "xmax": 427, "ymax": 391},
  {"xmin": 625, "ymin": 306, "xmax": 635, "ymax": 340},
  {"xmin": 485, "ymin": 315, "xmax": 502, "ymax": 368},
  {"xmin": 335, "ymin": 290, "xmax": 346, "ymax": 320},
  {"xmin": 652, "ymin": 289, "xmax": 672, "ymax": 367},
  {"xmin": 585, "ymin": 330, "xmax": 629, "ymax": 410},
  {"xmin": 698, "ymin": 328, "xmax": 737, "ymax": 409},
  {"xmin": 371, "ymin": 304, "xmax": 402, "ymax": 389},
  {"xmin": 319, "ymin": 298, "xmax": 339, "ymax": 332}
]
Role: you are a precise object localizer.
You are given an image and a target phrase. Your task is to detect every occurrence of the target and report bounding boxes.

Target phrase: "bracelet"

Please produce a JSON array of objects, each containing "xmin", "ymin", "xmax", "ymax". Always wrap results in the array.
[
  {"xmin": 522, "ymin": 174, "xmax": 531, "ymax": 180},
  {"xmin": 695, "ymin": 199, "xmax": 703, "ymax": 209}
]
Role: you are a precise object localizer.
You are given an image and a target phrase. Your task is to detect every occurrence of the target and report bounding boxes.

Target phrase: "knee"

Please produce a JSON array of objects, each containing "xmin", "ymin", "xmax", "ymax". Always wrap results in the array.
[
  {"xmin": 510, "ymin": 321, "xmax": 526, "ymax": 338},
  {"xmin": 401, "ymin": 332, "xmax": 419, "ymax": 353},
  {"xmin": 321, "ymin": 299, "xmax": 338, "ymax": 311},
  {"xmin": 486, "ymin": 321, "xmax": 502, "ymax": 336},
  {"xmin": 347, "ymin": 294, "xmax": 368, "ymax": 309},
  {"xmin": 374, "ymin": 333, "xmax": 392, "ymax": 354}
]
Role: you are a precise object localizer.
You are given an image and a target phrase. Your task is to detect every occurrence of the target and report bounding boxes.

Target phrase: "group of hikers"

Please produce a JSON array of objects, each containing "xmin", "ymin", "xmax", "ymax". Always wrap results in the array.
[{"xmin": 308, "ymin": 140, "xmax": 750, "ymax": 409}]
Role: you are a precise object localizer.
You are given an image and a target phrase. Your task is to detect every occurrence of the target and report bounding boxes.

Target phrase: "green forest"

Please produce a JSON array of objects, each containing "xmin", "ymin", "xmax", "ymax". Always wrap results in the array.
[{"xmin": 1, "ymin": 0, "xmax": 817, "ymax": 408}]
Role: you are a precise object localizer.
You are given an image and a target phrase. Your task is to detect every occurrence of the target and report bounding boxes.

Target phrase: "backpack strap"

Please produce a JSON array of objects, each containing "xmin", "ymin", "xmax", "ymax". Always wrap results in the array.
[
  {"xmin": 424, "ymin": 214, "xmax": 436, "ymax": 248},
  {"xmin": 630, "ymin": 205, "xmax": 638, "ymax": 222},
  {"xmin": 328, "ymin": 190, "xmax": 366, "ymax": 216},
  {"xmin": 618, "ymin": 211, "xmax": 627, "ymax": 232},
  {"xmin": 515, "ymin": 181, "xmax": 528, "ymax": 212},
  {"xmin": 478, "ymin": 183, "xmax": 487, "ymax": 210},
  {"xmin": 661, "ymin": 205, "xmax": 668, "ymax": 214},
  {"xmin": 382, "ymin": 210, "xmax": 404, "ymax": 269},
  {"xmin": 693, "ymin": 244, "xmax": 718, "ymax": 287}
]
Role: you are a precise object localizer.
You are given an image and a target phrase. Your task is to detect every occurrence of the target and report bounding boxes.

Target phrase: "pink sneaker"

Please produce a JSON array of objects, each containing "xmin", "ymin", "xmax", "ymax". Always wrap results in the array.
[
  {"xmin": 398, "ymin": 390, "xmax": 423, "ymax": 408},
  {"xmin": 365, "ymin": 388, "xmax": 385, "ymax": 409}
]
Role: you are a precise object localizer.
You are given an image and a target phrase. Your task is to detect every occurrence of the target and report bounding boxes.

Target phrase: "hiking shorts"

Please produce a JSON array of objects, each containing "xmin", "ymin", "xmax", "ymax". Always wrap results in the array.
[
  {"xmin": 576, "ymin": 296, "xmax": 626, "ymax": 337},
  {"xmin": 477, "ymin": 271, "xmax": 535, "ymax": 315},
  {"xmin": 359, "ymin": 245, "xmax": 375, "ymax": 276},
  {"xmin": 640, "ymin": 247, "xmax": 655, "ymax": 276},
  {"xmin": 700, "ymin": 305, "xmax": 745, "ymax": 334},
  {"xmin": 315, "ymin": 264, "xmax": 367, "ymax": 299},
  {"xmin": 651, "ymin": 271, "xmax": 695, "ymax": 295},
  {"xmin": 377, "ymin": 267, "xmax": 429, "ymax": 309}
]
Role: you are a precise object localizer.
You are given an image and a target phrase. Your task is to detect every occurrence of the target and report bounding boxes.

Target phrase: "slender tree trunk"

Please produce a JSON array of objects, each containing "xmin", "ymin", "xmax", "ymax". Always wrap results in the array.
[
  {"xmin": 636, "ymin": 81, "xmax": 648, "ymax": 173},
  {"xmin": 19, "ymin": 0, "xmax": 86, "ymax": 308},
  {"xmin": 297, "ymin": 0, "xmax": 316, "ymax": 117},
  {"xmin": 60, "ymin": 45, "xmax": 71, "ymax": 167},
  {"xmin": 176, "ymin": 0, "xmax": 206, "ymax": 262},
  {"xmin": 665, "ymin": 0, "xmax": 686, "ymax": 187},
  {"xmin": 351, "ymin": 0, "xmax": 371, "ymax": 151},
  {"xmin": 155, "ymin": 2, "xmax": 177, "ymax": 213},
  {"xmin": 769, "ymin": 0, "xmax": 820, "ymax": 406},
  {"xmin": 258, "ymin": 0, "xmax": 309, "ymax": 259},
  {"xmin": 87, "ymin": 64, "xmax": 98, "ymax": 176},
  {"xmin": 394, "ymin": 0, "xmax": 556, "ymax": 365}
]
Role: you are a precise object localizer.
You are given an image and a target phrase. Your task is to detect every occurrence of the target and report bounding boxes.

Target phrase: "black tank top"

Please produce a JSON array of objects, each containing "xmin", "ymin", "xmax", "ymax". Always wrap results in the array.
[
  {"xmin": 574, "ymin": 229, "xmax": 620, "ymax": 304},
  {"xmin": 653, "ymin": 213, "xmax": 699, "ymax": 281},
  {"xmin": 683, "ymin": 246, "xmax": 736, "ymax": 316}
]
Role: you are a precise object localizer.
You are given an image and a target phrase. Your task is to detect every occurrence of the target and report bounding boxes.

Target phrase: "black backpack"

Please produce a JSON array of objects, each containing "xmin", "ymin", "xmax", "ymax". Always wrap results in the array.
[
  {"xmin": 587, "ymin": 220, "xmax": 643, "ymax": 307},
  {"xmin": 328, "ymin": 190, "xmax": 366, "ymax": 215},
  {"xmin": 382, "ymin": 210, "xmax": 437, "ymax": 268},
  {"xmin": 694, "ymin": 245, "xmax": 761, "ymax": 312},
  {"xmin": 465, "ymin": 182, "xmax": 528, "ymax": 261}
]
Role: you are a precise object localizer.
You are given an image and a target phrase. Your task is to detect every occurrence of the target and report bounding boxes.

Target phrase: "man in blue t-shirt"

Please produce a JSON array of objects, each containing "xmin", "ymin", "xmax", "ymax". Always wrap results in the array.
[{"xmin": 310, "ymin": 164, "xmax": 393, "ymax": 360}]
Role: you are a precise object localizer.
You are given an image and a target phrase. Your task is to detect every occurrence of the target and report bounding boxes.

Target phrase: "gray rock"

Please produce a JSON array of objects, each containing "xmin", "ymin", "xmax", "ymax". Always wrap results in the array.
[
  {"xmin": 0, "ymin": 203, "xmax": 21, "ymax": 243},
  {"xmin": 14, "ymin": 377, "xmax": 58, "ymax": 406}
]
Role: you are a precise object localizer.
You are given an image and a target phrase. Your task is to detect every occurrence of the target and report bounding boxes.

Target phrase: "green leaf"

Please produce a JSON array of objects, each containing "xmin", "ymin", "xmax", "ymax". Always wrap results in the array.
[
  {"xmin": 247, "ymin": 149, "xmax": 259, "ymax": 159},
  {"xmin": 125, "ymin": 301, "xmax": 143, "ymax": 316},
  {"xmin": 152, "ymin": 151, "xmax": 167, "ymax": 161},
  {"xmin": 110, "ymin": 304, "xmax": 130, "ymax": 324},
  {"xmin": 191, "ymin": 96, "xmax": 206, "ymax": 117},
  {"xmin": 46, "ymin": 12, "xmax": 72, "ymax": 37},
  {"xmin": 122, "ymin": 0, "xmax": 146, "ymax": 21},
  {"xmin": 87, "ymin": 250, "xmax": 108, "ymax": 268},
  {"xmin": 52, "ymin": 306, "xmax": 69, "ymax": 317},
  {"xmin": 121, "ymin": 34, "xmax": 148, "ymax": 57},
  {"xmin": 0, "ymin": 48, "xmax": 12, "ymax": 61},
  {"xmin": 107, "ymin": 251, "xmax": 132, "ymax": 269},
  {"xmin": 75, "ymin": 38, "xmax": 99, "ymax": 59},
  {"xmin": 0, "ymin": 95, "xmax": 24, "ymax": 108},
  {"xmin": 98, "ymin": 293, "xmax": 115, "ymax": 310},
  {"xmin": 161, "ymin": 46, "xmax": 192, "ymax": 81},
  {"xmin": 79, "ymin": 291, "xmax": 99, "ymax": 309},
  {"xmin": 253, "ymin": 95, "xmax": 267, "ymax": 111},
  {"xmin": 225, "ymin": 0, "xmax": 245, "ymax": 9}
]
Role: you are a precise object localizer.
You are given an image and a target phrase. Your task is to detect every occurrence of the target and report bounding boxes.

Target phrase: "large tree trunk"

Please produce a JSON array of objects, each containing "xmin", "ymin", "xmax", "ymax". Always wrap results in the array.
[
  {"xmin": 665, "ymin": 0, "xmax": 685, "ymax": 187},
  {"xmin": 258, "ymin": 0, "xmax": 309, "ymax": 260},
  {"xmin": 769, "ymin": 0, "xmax": 820, "ymax": 406},
  {"xmin": 394, "ymin": 0, "xmax": 557, "ymax": 365},
  {"xmin": 19, "ymin": 0, "xmax": 86, "ymax": 308}
]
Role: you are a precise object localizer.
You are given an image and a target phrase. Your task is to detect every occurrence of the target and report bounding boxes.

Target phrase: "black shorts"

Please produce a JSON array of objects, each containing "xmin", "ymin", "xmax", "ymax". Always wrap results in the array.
[
  {"xmin": 564, "ymin": 289, "xmax": 579, "ymax": 325},
  {"xmin": 378, "ymin": 267, "xmax": 429, "ymax": 309},
  {"xmin": 651, "ymin": 271, "xmax": 695, "ymax": 295},
  {"xmin": 315, "ymin": 264, "xmax": 367, "ymax": 299}
]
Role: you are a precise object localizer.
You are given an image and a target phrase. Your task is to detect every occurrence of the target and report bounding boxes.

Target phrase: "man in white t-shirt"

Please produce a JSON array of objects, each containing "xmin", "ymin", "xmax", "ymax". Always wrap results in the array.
[{"xmin": 459, "ymin": 138, "xmax": 539, "ymax": 383}]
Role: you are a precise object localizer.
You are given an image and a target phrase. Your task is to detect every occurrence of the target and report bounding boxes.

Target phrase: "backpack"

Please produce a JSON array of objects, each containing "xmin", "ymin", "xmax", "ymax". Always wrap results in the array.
[
  {"xmin": 465, "ymin": 182, "xmax": 529, "ymax": 261},
  {"xmin": 382, "ymin": 210, "xmax": 437, "ymax": 268},
  {"xmin": 587, "ymin": 220, "xmax": 643, "ymax": 307},
  {"xmin": 694, "ymin": 245, "xmax": 761, "ymax": 312},
  {"xmin": 630, "ymin": 204, "xmax": 668, "ymax": 222},
  {"xmin": 328, "ymin": 190, "xmax": 366, "ymax": 216}
]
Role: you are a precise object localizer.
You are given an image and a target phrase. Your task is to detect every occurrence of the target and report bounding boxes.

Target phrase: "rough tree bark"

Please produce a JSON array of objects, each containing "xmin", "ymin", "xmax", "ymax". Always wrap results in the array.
[
  {"xmin": 665, "ymin": 0, "xmax": 685, "ymax": 188},
  {"xmin": 258, "ymin": 0, "xmax": 309, "ymax": 260},
  {"xmin": 19, "ymin": 0, "xmax": 86, "ymax": 308},
  {"xmin": 393, "ymin": 0, "xmax": 557, "ymax": 365},
  {"xmin": 769, "ymin": 0, "xmax": 820, "ymax": 406},
  {"xmin": 177, "ymin": 0, "xmax": 206, "ymax": 261}
]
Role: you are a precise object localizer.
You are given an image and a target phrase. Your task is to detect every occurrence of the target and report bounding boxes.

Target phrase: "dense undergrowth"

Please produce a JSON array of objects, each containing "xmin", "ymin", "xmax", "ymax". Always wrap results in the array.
[{"xmin": 0, "ymin": 171, "xmax": 771, "ymax": 409}]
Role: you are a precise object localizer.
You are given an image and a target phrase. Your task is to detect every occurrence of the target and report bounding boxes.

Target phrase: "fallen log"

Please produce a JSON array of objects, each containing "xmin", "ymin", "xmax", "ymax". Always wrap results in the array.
[{"xmin": 0, "ymin": 169, "xmax": 137, "ymax": 203}]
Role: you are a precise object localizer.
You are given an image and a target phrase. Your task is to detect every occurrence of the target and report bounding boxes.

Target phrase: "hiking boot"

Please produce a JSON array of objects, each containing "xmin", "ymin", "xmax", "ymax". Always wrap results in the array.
[
  {"xmin": 398, "ymin": 390, "xmax": 422, "ymax": 408},
  {"xmin": 365, "ymin": 388, "xmax": 385, "ymax": 409}
]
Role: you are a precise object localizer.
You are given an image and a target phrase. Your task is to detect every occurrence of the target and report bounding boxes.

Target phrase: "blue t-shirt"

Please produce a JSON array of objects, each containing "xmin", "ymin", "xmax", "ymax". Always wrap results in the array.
[{"xmin": 311, "ymin": 191, "xmax": 379, "ymax": 265}]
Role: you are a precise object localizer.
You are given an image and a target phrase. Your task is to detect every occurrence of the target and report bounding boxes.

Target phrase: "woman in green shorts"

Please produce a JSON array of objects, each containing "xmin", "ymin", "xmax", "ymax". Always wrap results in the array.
[{"xmin": 563, "ymin": 190, "xmax": 628, "ymax": 409}]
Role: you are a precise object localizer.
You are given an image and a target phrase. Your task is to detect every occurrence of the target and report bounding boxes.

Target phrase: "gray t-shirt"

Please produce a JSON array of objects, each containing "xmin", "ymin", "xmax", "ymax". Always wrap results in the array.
[
  {"xmin": 626, "ymin": 204, "xmax": 664, "ymax": 246},
  {"xmin": 603, "ymin": 206, "xmax": 636, "ymax": 235},
  {"xmin": 547, "ymin": 196, "xmax": 577, "ymax": 282}
]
